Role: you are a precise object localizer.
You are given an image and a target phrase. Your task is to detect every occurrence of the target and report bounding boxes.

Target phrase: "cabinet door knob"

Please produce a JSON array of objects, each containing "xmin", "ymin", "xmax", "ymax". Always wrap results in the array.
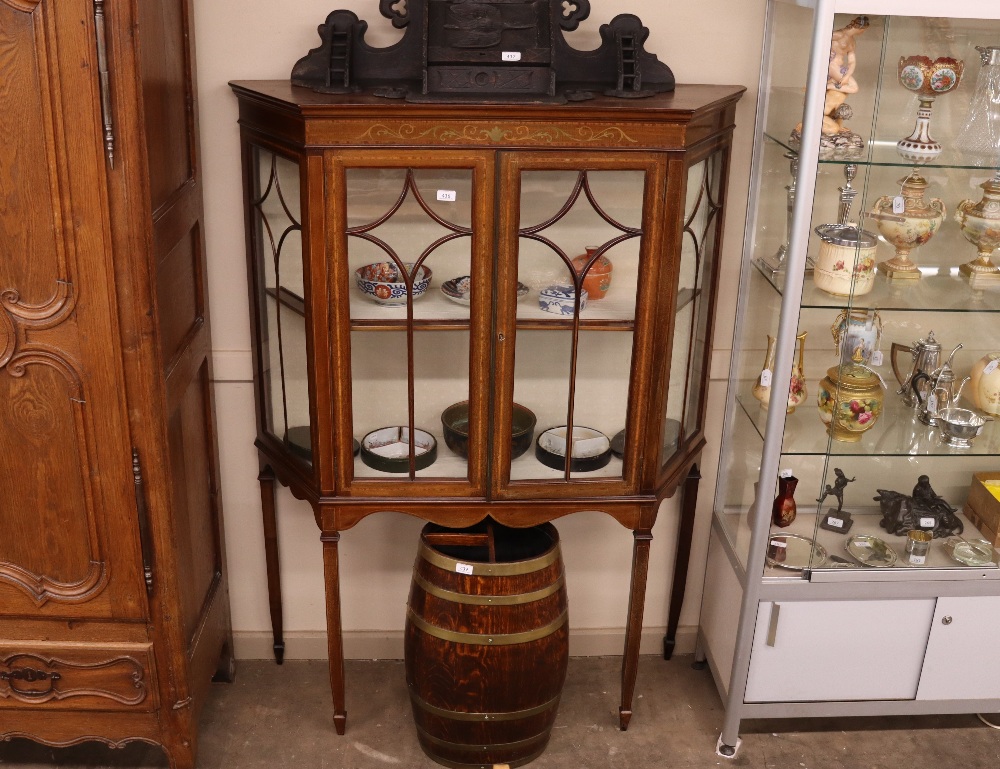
[{"xmin": 942, "ymin": 616, "xmax": 953, "ymax": 626}]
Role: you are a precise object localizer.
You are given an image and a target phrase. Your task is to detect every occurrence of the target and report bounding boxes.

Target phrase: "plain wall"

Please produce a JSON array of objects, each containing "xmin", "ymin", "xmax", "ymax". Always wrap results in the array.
[{"xmin": 193, "ymin": 0, "xmax": 765, "ymax": 659}]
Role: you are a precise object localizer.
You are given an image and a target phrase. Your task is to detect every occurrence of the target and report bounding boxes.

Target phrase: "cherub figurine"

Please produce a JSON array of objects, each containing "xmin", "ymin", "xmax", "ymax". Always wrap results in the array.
[
  {"xmin": 817, "ymin": 467, "xmax": 856, "ymax": 512},
  {"xmin": 792, "ymin": 16, "xmax": 869, "ymax": 155}
]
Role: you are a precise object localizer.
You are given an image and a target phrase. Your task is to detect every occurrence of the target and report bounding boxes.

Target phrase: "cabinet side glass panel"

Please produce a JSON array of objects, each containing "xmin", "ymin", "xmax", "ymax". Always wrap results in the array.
[
  {"xmin": 346, "ymin": 167, "xmax": 474, "ymax": 480},
  {"xmin": 512, "ymin": 169, "xmax": 644, "ymax": 481},
  {"xmin": 251, "ymin": 147, "xmax": 311, "ymax": 464}
]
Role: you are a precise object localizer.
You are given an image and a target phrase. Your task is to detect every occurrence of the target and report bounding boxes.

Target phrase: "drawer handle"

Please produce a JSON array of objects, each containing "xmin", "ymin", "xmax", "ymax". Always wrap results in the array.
[{"xmin": 1, "ymin": 667, "xmax": 62, "ymax": 697}]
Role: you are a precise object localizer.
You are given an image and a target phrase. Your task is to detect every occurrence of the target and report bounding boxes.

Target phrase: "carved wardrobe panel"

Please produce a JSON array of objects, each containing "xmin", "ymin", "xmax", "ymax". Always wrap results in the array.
[{"xmin": 0, "ymin": 0, "xmax": 144, "ymax": 618}]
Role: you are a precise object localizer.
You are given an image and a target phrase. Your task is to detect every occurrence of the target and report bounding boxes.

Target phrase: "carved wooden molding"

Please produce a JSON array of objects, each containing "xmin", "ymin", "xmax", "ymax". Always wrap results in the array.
[
  {"xmin": 0, "ymin": 560, "xmax": 106, "ymax": 607},
  {"xmin": 0, "ymin": 653, "xmax": 147, "ymax": 706},
  {"xmin": 0, "ymin": 0, "xmax": 42, "ymax": 13},
  {"xmin": 0, "ymin": 733, "xmax": 162, "ymax": 751}
]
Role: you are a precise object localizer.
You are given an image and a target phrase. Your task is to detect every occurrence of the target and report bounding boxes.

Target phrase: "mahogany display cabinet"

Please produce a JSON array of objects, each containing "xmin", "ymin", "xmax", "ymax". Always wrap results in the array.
[{"xmin": 231, "ymin": 79, "xmax": 744, "ymax": 734}]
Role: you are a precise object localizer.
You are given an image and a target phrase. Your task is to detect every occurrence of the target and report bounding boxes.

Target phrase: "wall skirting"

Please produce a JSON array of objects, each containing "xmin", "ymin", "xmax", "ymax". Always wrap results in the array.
[{"xmin": 233, "ymin": 625, "xmax": 698, "ymax": 661}]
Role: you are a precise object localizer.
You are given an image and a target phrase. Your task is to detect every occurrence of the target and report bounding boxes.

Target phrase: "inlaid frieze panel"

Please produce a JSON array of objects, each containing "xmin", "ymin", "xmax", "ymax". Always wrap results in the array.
[{"xmin": 0, "ymin": 651, "xmax": 149, "ymax": 709}]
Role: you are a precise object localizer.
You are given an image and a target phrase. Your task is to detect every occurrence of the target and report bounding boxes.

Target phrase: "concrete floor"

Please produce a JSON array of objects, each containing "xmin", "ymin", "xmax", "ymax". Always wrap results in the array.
[{"xmin": 3, "ymin": 656, "xmax": 1000, "ymax": 768}]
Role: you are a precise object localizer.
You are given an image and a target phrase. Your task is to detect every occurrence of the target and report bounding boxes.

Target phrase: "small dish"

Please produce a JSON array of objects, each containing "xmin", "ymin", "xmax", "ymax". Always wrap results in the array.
[
  {"xmin": 935, "ymin": 407, "xmax": 992, "ymax": 449},
  {"xmin": 944, "ymin": 537, "xmax": 996, "ymax": 567},
  {"xmin": 441, "ymin": 401, "xmax": 536, "ymax": 460},
  {"xmin": 610, "ymin": 429, "xmax": 626, "ymax": 459},
  {"xmin": 539, "ymin": 285, "xmax": 588, "ymax": 316},
  {"xmin": 355, "ymin": 261, "xmax": 432, "ymax": 306},
  {"xmin": 845, "ymin": 534, "xmax": 898, "ymax": 567},
  {"xmin": 535, "ymin": 426, "xmax": 611, "ymax": 472},
  {"xmin": 360, "ymin": 427, "xmax": 437, "ymax": 473},
  {"xmin": 765, "ymin": 533, "xmax": 828, "ymax": 570},
  {"xmin": 440, "ymin": 276, "xmax": 529, "ymax": 305}
]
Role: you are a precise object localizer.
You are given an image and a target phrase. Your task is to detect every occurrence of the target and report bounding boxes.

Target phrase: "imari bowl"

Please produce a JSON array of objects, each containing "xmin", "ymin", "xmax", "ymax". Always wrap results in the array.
[
  {"xmin": 898, "ymin": 56, "xmax": 964, "ymax": 96},
  {"xmin": 355, "ymin": 261, "xmax": 432, "ymax": 306}
]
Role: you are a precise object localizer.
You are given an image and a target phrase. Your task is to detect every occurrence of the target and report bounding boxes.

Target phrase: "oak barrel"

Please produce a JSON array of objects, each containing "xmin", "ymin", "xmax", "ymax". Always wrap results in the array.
[{"xmin": 405, "ymin": 521, "xmax": 569, "ymax": 769}]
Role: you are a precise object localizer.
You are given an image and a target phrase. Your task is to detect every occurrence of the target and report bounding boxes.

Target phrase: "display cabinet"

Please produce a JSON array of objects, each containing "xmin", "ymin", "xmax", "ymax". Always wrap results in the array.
[
  {"xmin": 700, "ymin": 0, "xmax": 1000, "ymax": 756},
  {"xmin": 231, "ymin": 80, "xmax": 744, "ymax": 733}
]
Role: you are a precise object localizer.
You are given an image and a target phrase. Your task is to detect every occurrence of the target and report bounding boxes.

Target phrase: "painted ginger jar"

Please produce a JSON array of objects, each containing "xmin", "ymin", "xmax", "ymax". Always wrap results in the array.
[
  {"xmin": 571, "ymin": 247, "xmax": 614, "ymax": 300},
  {"xmin": 969, "ymin": 352, "xmax": 1000, "ymax": 416},
  {"xmin": 955, "ymin": 175, "xmax": 1000, "ymax": 282},
  {"xmin": 813, "ymin": 223, "xmax": 877, "ymax": 297},
  {"xmin": 817, "ymin": 362, "xmax": 884, "ymax": 442},
  {"xmin": 872, "ymin": 173, "xmax": 945, "ymax": 279}
]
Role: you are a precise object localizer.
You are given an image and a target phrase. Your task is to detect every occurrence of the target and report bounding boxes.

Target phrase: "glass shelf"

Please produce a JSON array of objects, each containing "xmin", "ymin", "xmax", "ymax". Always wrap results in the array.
[
  {"xmin": 753, "ymin": 260, "xmax": 1000, "ymax": 312},
  {"xmin": 735, "ymin": 389, "xmax": 1000, "ymax": 457},
  {"xmin": 721, "ymin": 507, "xmax": 999, "ymax": 579},
  {"xmin": 765, "ymin": 133, "xmax": 1000, "ymax": 172}
]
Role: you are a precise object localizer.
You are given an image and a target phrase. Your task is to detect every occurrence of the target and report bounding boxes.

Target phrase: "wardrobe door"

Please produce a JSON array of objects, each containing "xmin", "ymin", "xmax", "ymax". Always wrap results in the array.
[{"xmin": 0, "ymin": 0, "xmax": 146, "ymax": 618}]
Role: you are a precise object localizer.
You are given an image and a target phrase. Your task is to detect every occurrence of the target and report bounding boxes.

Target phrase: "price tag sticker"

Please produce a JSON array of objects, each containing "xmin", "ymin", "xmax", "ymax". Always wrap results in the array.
[
  {"xmin": 920, "ymin": 517, "xmax": 936, "ymax": 529},
  {"xmin": 985, "ymin": 359, "xmax": 1000, "ymax": 376},
  {"xmin": 455, "ymin": 562, "xmax": 474, "ymax": 575},
  {"xmin": 909, "ymin": 554, "xmax": 927, "ymax": 565},
  {"xmin": 856, "ymin": 540, "xmax": 871, "ymax": 548},
  {"xmin": 926, "ymin": 394, "xmax": 938, "ymax": 414},
  {"xmin": 871, "ymin": 350, "xmax": 884, "ymax": 367},
  {"xmin": 769, "ymin": 539, "xmax": 787, "ymax": 549},
  {"xmin": 827, "ymin": 516, "xmax": 844, "ymax": 529},
  {"xmin": 893, "ymin": 196, "xmax": 905, "ymax": 214},
  {"xmin": 759, "ymin": 369, "xmax": 773, "ymax": 388},
  {"xmin": 437, "ymin": 190, "xmax": 457, "ymax": 203},
  {"xmin": 502, "ymin": 51, "xmax": 522, "ymax": 62}
]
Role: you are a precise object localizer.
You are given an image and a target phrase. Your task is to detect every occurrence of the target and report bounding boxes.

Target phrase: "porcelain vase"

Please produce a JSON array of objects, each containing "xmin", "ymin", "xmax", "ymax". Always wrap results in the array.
[
  {"xmin": 872, "ymin": 173, "xmax": 945, "ymax": 280},
  {"xmin": 752, "ymin": 333, "xmax": 808, "ymax": 413},
  {"xmin": 772, "ymin": 475, "xmax": 799, "ymax": 528}
]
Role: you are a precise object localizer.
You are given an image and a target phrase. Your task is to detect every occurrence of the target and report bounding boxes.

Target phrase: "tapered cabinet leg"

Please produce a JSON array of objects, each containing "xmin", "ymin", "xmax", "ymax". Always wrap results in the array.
[
  {"xmin": 664, "ymin": 464, "xmax": 701, "ymax": 660},
  {"xmin": 619, "ymin": 529, "xmax": 652, "ymax": 731},
  {"xmin": 322, "ymin": 532, "xmax": 347, "ymax": 735},
  {"xmin": 259, "ymin": 465, "xmax": 285, "ymax": 664}
]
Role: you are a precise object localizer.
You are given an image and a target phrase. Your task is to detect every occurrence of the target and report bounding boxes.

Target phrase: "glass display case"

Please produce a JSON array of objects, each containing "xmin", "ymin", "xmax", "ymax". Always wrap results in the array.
[
  {"xmin": 701, "ymin": 0, "xmax": 1000, "ymax": 756},
  {"xmin": 233, "ymin": 80, "xmax": 745, "ymax": 734}
]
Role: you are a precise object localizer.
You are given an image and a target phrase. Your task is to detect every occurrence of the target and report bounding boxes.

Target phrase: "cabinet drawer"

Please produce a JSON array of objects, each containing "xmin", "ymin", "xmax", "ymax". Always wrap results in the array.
[{"xmin": 0, "ymin": 643, "xmax": 156, "ymax": 711}]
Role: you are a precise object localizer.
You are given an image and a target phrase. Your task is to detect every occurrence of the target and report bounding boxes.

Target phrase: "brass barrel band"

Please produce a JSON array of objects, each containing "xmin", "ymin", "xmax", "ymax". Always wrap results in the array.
[
  {"xmin": 418, "ymin": 539, "xmax": 560, "ymax": 577},
  {"xmin": 412, "ymin": 743, "xmax": 548, "ymax": 769},
  {"xmin": 412, "ymin": 571, "xmax": 565, "ymax": 606},
  {"xmin": 408, "ymin": 687, "xmax": 561, "ymax": 722},
  {"xmin": 415, "ymin": 723, "xmax": 550, "ymax": 752},
  {"xmin": 406, "ymin": 607, "xmax": 568, "ymax": 646}
]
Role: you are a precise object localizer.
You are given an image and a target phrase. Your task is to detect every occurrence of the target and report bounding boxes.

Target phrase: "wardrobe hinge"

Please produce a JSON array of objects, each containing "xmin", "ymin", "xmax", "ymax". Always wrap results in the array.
[
  {"xmin": 132, "ymin": 449, "xmax": 155, "ymax": 595},
  {"xmin": 93, "ymin": 0, "xmax": 115, "ymax": 168}
]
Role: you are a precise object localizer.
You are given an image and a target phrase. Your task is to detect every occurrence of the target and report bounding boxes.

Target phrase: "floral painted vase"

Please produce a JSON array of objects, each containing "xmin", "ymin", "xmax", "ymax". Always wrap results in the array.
[
  {"xmin": 772, "ymin": 474, "xmax": 799, "ymax": 528},
  {"xmin": 571, "ymin": 247, "xmax": 614, "ymax": 300},
  {"xmin": 817, "ymin": 361, "xmax": 885, "ymax": 442},
  {"xmin": 872, "ymin": 173, "xmax": 945, "ymax": 280},
  {"xmin": 896, "ymin": 56, "xmax": 965, "ymax": 161},
  {"xmin": 955, "ymin": 174, "xmax": 1000, "ymax": 285},
  {"xmin": 752, "ymin": 332, "xmax": 808, "ymax": 413}
]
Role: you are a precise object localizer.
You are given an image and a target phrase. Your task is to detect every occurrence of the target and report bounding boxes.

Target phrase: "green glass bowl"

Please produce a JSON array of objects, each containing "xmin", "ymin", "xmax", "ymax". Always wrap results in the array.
[{"xmin": 441, "ymin": 401, "xmax": 536, "ymax": 460}]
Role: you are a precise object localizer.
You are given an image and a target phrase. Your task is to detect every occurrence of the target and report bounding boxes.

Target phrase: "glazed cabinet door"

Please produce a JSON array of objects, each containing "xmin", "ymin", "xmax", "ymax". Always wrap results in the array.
[
  {"xmin": 327, "ymin": 150, "xmax": 495, "ymax": 497},
  {"xmin": 493, "ymin": 152, "xmax": 668, "ymax": 500},
  {"xmin": 0, "ymin": 0, "xmax": 146, "ymax": 617}
]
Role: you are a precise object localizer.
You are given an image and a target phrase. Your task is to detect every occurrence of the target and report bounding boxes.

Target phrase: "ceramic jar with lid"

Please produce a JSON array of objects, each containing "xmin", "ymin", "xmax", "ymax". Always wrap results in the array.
[
  {"xmin": 871, "ymin": 173, "xmax": 945, "ymax": 280},
  {"xmin": 571, "ymin": 247, "xmax": 614, "ymax": 300},
  {"xmin": 955, "ymin": 174, "xmax": 1000, "ymax": 285},
  {"xmin": 969, "ymin": 352, "xmax": 1000, "ymax": 416},
  {"xmin": 817, "ymin": 360, "xmax": 885, "ymax": 442},
  {"xmin": 812, "ymin": 223, "xmax": 877, "ymax": 297}
]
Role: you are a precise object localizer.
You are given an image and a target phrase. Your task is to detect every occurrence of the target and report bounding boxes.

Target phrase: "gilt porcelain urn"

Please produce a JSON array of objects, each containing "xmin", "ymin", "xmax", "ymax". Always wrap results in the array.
[
  {"xmin": 955, "ymin": 174, "xmax": 1000, "ymax": 286},
  {"xmin": 872, "ymin": 173, "xmax": 945, "ymax": 280}
]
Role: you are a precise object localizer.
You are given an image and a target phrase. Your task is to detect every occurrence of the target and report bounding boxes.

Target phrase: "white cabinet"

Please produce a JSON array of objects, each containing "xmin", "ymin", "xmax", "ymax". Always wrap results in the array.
[
  {"xmin": 917, "ymin": 596, "xmax": 1000, "ymax": 701},
  {"xmin": 746, "ymin": 600, "xmax": 935, "ymax": 702}
]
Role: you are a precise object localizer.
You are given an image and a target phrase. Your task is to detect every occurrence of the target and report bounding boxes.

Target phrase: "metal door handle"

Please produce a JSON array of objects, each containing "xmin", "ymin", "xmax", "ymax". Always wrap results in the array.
[{"xmin": 766, "ymin": 603, "xmax": 781, "ymax": 647}]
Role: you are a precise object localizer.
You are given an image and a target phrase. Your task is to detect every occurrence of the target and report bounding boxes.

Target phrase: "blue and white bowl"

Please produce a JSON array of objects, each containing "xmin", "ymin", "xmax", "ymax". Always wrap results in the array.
[
  {"xmin": 355, "ymin": 261, "xmax": 432, "ymax": 306},
  {"xmin": 539, "ymin": 284, "xmax": 588, "ymax": 315}
]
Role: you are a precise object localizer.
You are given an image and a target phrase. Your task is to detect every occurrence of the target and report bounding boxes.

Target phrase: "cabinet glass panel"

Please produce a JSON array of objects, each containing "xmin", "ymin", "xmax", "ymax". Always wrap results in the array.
[
  {"xmin": 662, "ymin": 154, "xmax": 727, "ymax": 470},
  {"xmin": 512, "ymin": 169, "xmax": 644, "ymax": 481},
  {"xmin": 250, "ymin": 148, "xmax": 311, "ymax": 465},
  {"xmin": 346, "ymin": 167, "xmax": 474, "ymax": 480}
]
